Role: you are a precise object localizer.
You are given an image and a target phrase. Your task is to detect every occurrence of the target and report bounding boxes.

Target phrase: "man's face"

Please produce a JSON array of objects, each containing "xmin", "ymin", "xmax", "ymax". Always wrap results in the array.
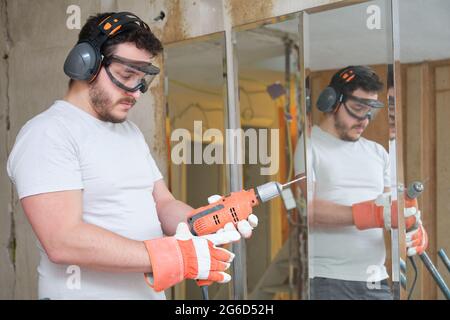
[
  {"xmin": 88, "ymin": 42, "xmax": 153, "ymax": 123},
  {"xmin": 333, "ymin": 88, "xmax": 378, "ymax": 142}
]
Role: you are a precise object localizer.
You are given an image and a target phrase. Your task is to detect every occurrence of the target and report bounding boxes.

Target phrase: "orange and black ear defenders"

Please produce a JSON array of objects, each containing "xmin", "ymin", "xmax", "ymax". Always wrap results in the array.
[
  {"xmin": 316, "ymin": 66, "xmax": 361, "ymax": 113},
  {"xmin": 63, "ymin": 12, "xmax": 148, "ymax": 82}
]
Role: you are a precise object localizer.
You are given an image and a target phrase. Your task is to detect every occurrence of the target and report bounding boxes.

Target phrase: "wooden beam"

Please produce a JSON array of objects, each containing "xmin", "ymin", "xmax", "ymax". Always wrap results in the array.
[
  {"xmin": 404, "ymin": 64, "xmax": 423, "ymax": 300},
  {"xmin": 434, "ymin": 64, "xmax": 450, "ymax": 300},
  {"xmin": 420, "ymin": 62, "xmax": 437, "ymax": 300}
]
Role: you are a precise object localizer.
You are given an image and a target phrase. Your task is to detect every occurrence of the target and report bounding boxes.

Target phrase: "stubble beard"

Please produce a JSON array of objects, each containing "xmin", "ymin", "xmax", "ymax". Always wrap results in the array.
[
  {"xmin": 333, "ymin": 113, "xmax": 364, "ymax": 142},
  {"xmin": 88, "ymin": 81, "xmax": 135, "ymax": 124}
]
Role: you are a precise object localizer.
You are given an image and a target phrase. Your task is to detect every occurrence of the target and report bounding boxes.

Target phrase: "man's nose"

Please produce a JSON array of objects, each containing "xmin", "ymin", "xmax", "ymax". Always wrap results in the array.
[{"xmin": 124, "ymin": 89, "xmax": 141, "ymax": 100}]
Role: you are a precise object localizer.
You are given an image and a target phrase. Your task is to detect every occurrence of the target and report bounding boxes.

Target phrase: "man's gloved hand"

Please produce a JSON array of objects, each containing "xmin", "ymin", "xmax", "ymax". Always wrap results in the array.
[
  {"xmin": 406, "ymin": 221, "xmax": 429, "ymax": 256},
  {"xmin": 352, "ymin": 193, "xmax": 420, "ymax": 230},
  {"xmin": 403, "ymin": 195, "xmax": 428, "ymax": 256},
  {"xmin": 143, "ymin": 222, "xmax": 240, "ymax": 292},
  {"xmin": 207, "ymin": 194, "xmax": 258, "ymax": 238},
  {"xmin": 392, "ymin": 195, "xmax": 421, "ymax": 228}
]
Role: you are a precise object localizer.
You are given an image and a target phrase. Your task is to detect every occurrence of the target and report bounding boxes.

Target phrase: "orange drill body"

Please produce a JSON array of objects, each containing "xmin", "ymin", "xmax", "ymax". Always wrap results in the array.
[{"xmin": 187, "ymin": 189, "xmax": 260, "ymax": 236}]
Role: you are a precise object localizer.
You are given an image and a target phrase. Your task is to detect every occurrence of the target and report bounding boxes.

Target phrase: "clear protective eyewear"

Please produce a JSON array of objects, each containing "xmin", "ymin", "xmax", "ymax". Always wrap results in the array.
[
  {"xmin": 103, "ymin": 55, "xmax": 160, "ymax": 93},
  {"xmin": 342, "ymin": 94, "xmax": 384, "ymax": 121}
]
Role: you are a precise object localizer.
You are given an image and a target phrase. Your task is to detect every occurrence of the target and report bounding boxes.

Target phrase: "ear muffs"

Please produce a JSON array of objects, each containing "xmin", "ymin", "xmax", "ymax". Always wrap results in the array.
[
  {"xmin": 317, "ymin": 87, "xmax": 342, "ymax": 113},
  {"xmin": 316, "ymin": 67, "xmax": 357, "ymax": 113},
  {"xmin": 64, "ymin": 41, "xmax": 103, "ymax": 81},
  {"xmin": 64, "ymin": 12, "xmax": 143, "ymax": 82}
]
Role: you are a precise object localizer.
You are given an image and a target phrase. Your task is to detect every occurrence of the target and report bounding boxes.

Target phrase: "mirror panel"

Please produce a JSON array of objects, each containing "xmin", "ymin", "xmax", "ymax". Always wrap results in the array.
[
  {"xmin": 165, "ymin": 33, "xmax": 229, "ymax": 299},
  {"xmin": 303, "ymin": 0, "xmax": 398, "ymax": 299},
  {"xmin": 234, "ymin": 15, "xmax": 306, "ymax": 299}
]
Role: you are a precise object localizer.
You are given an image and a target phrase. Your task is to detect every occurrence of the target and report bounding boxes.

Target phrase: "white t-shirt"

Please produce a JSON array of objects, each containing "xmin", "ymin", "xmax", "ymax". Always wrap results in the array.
[
  {"xmin": 294, "ymin": 125, "xmax": 390, "ymax": 282},
  {"xmin": 7, "ymin": 100, "xmax": 165, "ymax": 299}
]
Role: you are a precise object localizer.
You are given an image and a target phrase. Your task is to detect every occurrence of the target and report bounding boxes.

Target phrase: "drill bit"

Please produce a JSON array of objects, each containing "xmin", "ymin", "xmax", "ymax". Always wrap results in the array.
[{"xmin": 281, "ymin": 176, "xmax": 306, "ymax": 189}]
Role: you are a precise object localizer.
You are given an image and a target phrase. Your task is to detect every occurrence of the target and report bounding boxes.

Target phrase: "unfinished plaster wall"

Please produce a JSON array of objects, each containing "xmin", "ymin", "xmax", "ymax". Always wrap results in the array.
[
  {"xmin": 151, "ymin": 0, "xmax": 348, "ymax": 44},
  {"xmin": 0, "ymin": 0, "xmax": 14, "ymax": 300},
  {"xmin": 0, "ymin": 0, "xmax": 109, "ymax": 300}
]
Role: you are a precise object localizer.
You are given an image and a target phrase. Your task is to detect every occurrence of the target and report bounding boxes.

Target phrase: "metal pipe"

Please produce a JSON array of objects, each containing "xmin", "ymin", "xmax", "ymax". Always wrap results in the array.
[
  {"xmin": 201, "ymin": 286, "xmax": 209, "ymax": 300},
  {"xmin": 284, "ymin": 37, "xmax": 294, "ymax": 182},
  {"xmin": 438, "ymin": 249, "xmax": 450, "ymax": 273},
  {"xmin": 419, "ymin": 252, "xmax": 450, "ymax": 300},
  {"xmin": 298, "ymin": 10, "xmax": 310, "ymax": 301},
  {"xmin": 224, "ymin": 26, "xmax": 247, "ymax": 300}
]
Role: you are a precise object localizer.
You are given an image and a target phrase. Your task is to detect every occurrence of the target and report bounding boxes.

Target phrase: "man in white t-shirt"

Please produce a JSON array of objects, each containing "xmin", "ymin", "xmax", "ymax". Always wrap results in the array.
[
  {"xmin": 6, "ymin": 12, "xmax": 258, "ymax": 300},
  {"xmin": 294, "ymin": 66, "xmax": 428, "ymax": 299}
]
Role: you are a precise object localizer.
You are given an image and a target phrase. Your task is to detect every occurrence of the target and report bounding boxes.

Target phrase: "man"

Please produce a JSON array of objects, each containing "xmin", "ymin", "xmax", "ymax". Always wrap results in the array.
[
  {"xmin": 294, "ymin": 66, "xmax": 428, "ymax": 300},
  {"xmin": 7, "ymin": 12, "xmax": 256, "ymax": 300}
]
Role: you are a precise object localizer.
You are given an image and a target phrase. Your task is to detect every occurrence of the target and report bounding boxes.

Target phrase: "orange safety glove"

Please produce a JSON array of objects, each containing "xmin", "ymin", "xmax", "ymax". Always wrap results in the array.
[
  {"xmin": 143, "ymin": 222, "xmax": 240, "ymax": 292},
  {"xmin": 391, "ymin": 198, "xmax": 421, "ymax": 230},
  {"xmin": 352, "ymin": 193, "xmax": 420, "ymax": 230},
  {"xmin": 406, "ymin": 222, "xmax": 429, "ymax": 256}
]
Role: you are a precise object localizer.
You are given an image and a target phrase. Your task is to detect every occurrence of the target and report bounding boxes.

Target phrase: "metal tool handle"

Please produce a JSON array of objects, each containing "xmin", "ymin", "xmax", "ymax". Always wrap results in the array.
[
  {"xmin": 438, "ymin": 249, "xmax": 450, "ymax": 274},
  {"xmin": 404, "ymin": 181, "xmax": 450, "ymax": 299},
  {"xmin": 201, "ymin": 285, "xmax": 209, "ymax": 300},
  {"xmin": 418, "ymin": 252, "xmax": 450, "ymax": 300}
]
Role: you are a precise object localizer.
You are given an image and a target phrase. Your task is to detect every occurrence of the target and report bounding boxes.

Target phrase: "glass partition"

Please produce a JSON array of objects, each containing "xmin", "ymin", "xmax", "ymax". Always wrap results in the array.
[
  {"xmin": 163, "ymin": 0, "xmax": 450, "ymax": 301},
  {"xmin": 233, "ymin": 15, "xmax": 306, "ymax": 299},
  {"xmin": 302, "ymin": 0, "xmax": 400, "ymax": 300},
  {"xmin": 165, "ymin": 33, "xmax": 229, "ymax": 299}
]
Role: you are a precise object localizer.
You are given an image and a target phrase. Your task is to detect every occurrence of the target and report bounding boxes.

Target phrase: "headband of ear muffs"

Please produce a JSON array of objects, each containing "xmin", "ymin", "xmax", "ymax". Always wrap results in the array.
[
  {"xmin": 63, "ymin": 12, "xmax": 146, "ymax": 82},
  {"xmin": 316, "ymin": 66, "xmax": 360, "ymax": 113}
]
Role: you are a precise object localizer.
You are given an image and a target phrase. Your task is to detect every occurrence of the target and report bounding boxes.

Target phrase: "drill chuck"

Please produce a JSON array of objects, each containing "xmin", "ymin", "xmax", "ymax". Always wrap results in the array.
[
  {"xmin": 255, "ymin": 181, "xmax": 282, "ymax": 203},
  {"xmin": 406, "ymin": 181, "xmax": 424, "ymax": 199}
]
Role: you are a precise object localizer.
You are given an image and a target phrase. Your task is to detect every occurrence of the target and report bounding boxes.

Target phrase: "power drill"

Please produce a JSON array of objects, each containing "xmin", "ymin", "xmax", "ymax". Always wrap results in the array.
[
  {"xmin": 186, "ymin": 176, "xmax": 305, "ymax": 300},
  {"xmin": 187, "ymin": 177, "xmax": 304, "ymax": 236}
]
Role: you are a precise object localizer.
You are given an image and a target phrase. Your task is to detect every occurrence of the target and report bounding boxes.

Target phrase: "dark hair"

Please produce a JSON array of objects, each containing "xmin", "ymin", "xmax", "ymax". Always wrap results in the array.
[
  {"xmin": 387, "ymin": 64, "xmax": 394, "ymax": 89},
  {"xmin": 68, "ymin": 12, "xmax": 163, "ymax": 87},
  {"xmin": 330, "ymin": 65, "xmax": 384, "ymax": 96}
]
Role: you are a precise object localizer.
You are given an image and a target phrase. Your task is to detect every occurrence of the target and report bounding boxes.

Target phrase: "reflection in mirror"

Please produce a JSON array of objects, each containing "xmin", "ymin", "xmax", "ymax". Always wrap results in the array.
[
  {"xmin": 397, "ymin": 0, "xmax": 450, "ymax": 300},
  {"xmin": 300, "ymin": 0, "xmax": 398, "ymax": 299},
  {"xmin": 165, "ymin": 34, "xmax": 228, "ymax": 299},
  {"xmin": 234, "ymin": 15, "xmax": 306, "ymax": 299}
]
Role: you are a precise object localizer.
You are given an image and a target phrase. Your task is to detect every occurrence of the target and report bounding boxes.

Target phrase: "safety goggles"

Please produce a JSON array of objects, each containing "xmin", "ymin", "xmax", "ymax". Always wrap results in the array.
[
  {"xmin": 342, "ymin": 94, "xmax": 384, "ymax": 121},
  {"xmin": 103, "ymin": 55, "xmax": 160, "ymax": 93}
]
